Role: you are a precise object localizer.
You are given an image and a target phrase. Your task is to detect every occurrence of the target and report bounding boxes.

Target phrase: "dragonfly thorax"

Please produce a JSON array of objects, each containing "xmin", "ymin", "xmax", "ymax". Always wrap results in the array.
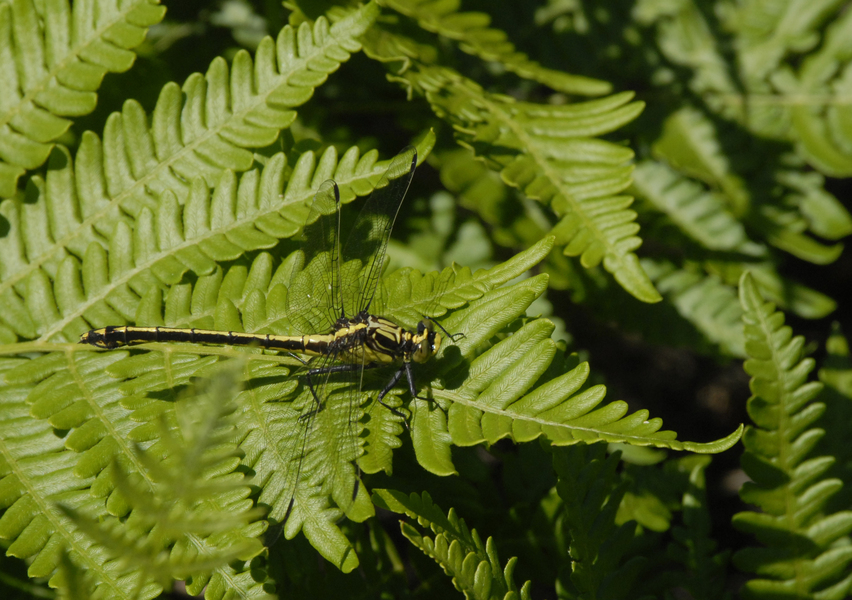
[{"xmin": 331, "ymin": 312, "xmax": 441, "ymax": 366}]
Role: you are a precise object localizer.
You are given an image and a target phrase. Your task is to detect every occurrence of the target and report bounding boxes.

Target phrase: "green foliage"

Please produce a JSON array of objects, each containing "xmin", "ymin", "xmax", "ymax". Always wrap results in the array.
[
  {"xmin": 2, "ymin": 0, "xmax": 852, "ymax": 598},
  {"xmin": 0, "ymin": 0, "xmax": 167, "ymax": 197},
  {"xmin": 733, "ymin": 274, "xmax": 852, "ymax": 599},
  {"xmin": 374, "ymin": 489, "xmax": 532, "ymax": 600}
]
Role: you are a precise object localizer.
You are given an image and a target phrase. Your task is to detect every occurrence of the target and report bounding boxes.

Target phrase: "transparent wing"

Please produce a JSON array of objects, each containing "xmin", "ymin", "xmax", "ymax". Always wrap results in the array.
[
  {"xmin": 340, "ymin": 147, "xmax": 417, "ymax": 316},
  {"xmin": 285, "ymin": 180, "xmax": 342, "ymax": 334}
]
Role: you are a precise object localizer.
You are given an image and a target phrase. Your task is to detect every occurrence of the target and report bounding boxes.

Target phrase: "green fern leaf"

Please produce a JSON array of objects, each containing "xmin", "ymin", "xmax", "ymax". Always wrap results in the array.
[
  {"xmin": 380, "ymin": 0, "xmax": 610, "ymax": 96},
  {"xmin": 552, "ymin": 443, "xmax": 645, "ymax": 599},
  {"xmin": 0, "ymin": 2, "xmax": 381, "ymax": 341},
  {"xmin": 2, "ymin": 132, "xmax": 436, "ymax": 343},
  {"xmin": 666, "ymin": 456, "xmax": 732, "ymax": 600},
  {"xmin": 732, "ymin": 273, "xmax": 852, "ymax": 600},
  {"xmin": 0, "ymin": 0, "xmax": 167, "ymax": 197},
  {"xmin": 653, "ymin": 107, "xmax": 846, "ymax": 264},
  {"xmin": 632, "ymin": 160, "xmax": 763, "ymax": 254},
  {"xmin": 642, "ymin": 259, "xmax": 746, "ymax": 357},
  {"xmin": 392, "ymin": 64, "xmax": 659, "ymax": 302},
  {"xmin": 373, "ymin": 489, "xmax": 532, "ymax": 600}
]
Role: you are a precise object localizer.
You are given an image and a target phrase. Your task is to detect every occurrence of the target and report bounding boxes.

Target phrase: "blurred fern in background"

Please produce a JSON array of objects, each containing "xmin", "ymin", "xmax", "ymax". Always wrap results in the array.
[{"xmin": 1, "ymin": 0, "xmax": 851, "ymax": 598}]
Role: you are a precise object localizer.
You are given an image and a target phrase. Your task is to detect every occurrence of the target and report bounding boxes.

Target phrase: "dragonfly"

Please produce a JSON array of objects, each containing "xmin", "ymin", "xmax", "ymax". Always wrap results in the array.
[{"xmin": 79, "ymin": 146, "xmax": 453, "ymax": 532}]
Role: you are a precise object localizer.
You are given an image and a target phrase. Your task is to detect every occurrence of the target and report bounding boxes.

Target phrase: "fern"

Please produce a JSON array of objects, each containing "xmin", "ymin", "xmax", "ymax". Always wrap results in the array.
[
  {"xmin": 379, "ymin": 0, "xmax": 610, "ymax": 96},
  {"xmin": 373, "ymin": 489, "xmax": 532, "ymax": 600},
  {"xmin": 550, "ymin": 443, "xmax": 644, "ymax": 599},
  {"xmin": 0, "ymin": 0, "xmax": 166, "ymax": 198},
  {"xmin": 0, "ymin": 2, "xmax": 380, "ymax": 341},
  {"xmin": 732, "ymin": 273, "xmax": 852, "ymax": 599},
  {"xmin": 57, "ymin": 364, "xmax": 266, "ymax": 598},
  {"xmin": 637, "ymin": 259, "xmax": 744, "ymax": 356},
  {"xmin": 7, "ymin": 133, "xmax": 435, "ymax": 344}
]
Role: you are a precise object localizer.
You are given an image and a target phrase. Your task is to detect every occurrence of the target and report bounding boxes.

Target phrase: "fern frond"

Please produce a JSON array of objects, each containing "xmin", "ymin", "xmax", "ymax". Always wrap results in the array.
[
  {"xmin": 667, "ymin": 456, "xmax": 732, "ymax": 600},
  {"xmin": 373, "ymin": 489, "xmax": 532, "ymax": 600},
  {"xmin": 3, "ymin": 132, "xmax": 434, "ymax": 343},
  {"xmin": 379, "ymin": 0, "xmax": 610, "ymax": 96},
  {"xmin": 732, "ymin": 273, "xmax": 852, "ymax": 599},
  {"xmin": 0, "ymin": 2, "xmax": 380, "ymax": 340},
  {"xmin": 0, "ymin": 355, "xmax": 148, "ymax": 598},
  {"xmin": 61, "ymin": 364, "xmax": 266, "ymax": 598},
  {"xmin": 0, "ymin": 0, "xmax": 167, "ymax": 197},
  {"xmin": 0, "ymin": 236, "xmax": 557, "ymax": 577},
  {"xmin": 632, "ymin": 160, "xmax": 763, "ymax": 255},
  {"xmin": 653, "ymin": 107, "xmax": 847, "ymax": 264},
  {"xmin": 642, "ymin": 259, "xmax": 745, "ymax": 357},
  {"xmin": 413, "ymin": 269, "xmax": 743, "ymax": 469},
  {"xmin": 390, "ymin": 64, "xmax": 658, "ymax": 302},
  {"xmin": 551, "ymin": 443, "xmax": 645, "ymax": 599}
]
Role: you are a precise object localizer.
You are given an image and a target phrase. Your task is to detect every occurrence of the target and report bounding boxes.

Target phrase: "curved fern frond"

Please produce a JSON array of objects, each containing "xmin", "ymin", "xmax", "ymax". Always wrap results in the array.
[
  {"xmin": 373, "ymin": 489, "xmax": 532, "ymax": 600},
  {"xmin": 379, "ymin": 0, "xmax": 610, "ymax": 96},
  {"xmin": 0, "ymin": 2, "xmax": 380, "ymax": 340},
  {"xmin": 732, "ymin": 273, "xmax": 852, "ymax": 599},
  {"xmin": 0, "ymin": 0, "xmax": 167, "ymax": 198},
  {"xmin": 396, "ymin": 65, "xmax": 658, "ymax": 302},
  {"xmin": 3, "ymin": 133, "xmax": 435, "ymax": 343},
  {"xmin": 412, "ymin": 272, "xmax": 742, "ymax": 473}
]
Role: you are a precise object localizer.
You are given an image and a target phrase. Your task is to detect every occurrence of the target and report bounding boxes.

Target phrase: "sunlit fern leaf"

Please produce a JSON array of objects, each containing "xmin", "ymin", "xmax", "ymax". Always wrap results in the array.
[
  {"xmin": 641, "ymin": 258, "xmax": 746, "ymax": 357},
  {"xmin": 0, "ymin": 357, "xmax": 148, "ymax": 598},
  {"xmin": 0, "ymin": 0, "xmax": 167, "ymax": 198},
  {"xmin": 380, "ymin": 0, "xmax": 610, "ymax": 96},
  {"xmin": 0, "ymin": 235, "xmax": 557, "ymax": 576},
  {"xmin": 412, "ymin": 276, "xmax": 743, "ymax": 472},
  {"xmin": 59, "ymin": 365, "xmax": 266, "ymax": 598},
  {"xmin": 386, "ymin": 64, "xmax": 658, "ymax": 302},
  {"xmin": 374, "ymin": 489, "xmax": 533, "ymax": 600},
  {"xmin": 1, "ymin": 132, "xmax": 436, "ymax": 343},
  {"xmin": 0, "ymin": 2, "xmax": 381, "ymax": 340},
  {"xmin": 732, "ymin": 273, "xmax": 852, "ymax": 600}
]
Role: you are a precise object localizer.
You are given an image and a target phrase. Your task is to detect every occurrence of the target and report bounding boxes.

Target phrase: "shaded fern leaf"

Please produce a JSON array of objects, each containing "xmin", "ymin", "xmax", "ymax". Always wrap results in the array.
[
  {"xmin": 732, "ymin": 273, "xmax": 852, "ymax": 600},
  {"xmin": 642, "ymin": 259, "xmax": 745, "ymax": 357},
  {"xmin": 0, "ymin": 2, "xmax": 380, "ymax": 341},
  {"xmin": 632, "ymin": 160, "xmax": 763, "ymax": 255},
  {"xmin": 652, "ymin": 107, "xmax": 848, "ymax": 265},
  {"xmin": 551, "ymin": 443, "xmax": 644, "ymax": 599},
  {"xmin": 638, "ymin": 0, "xmax": 852, "ymax": 185},
  {"xmin": 0, "ymin": 0, "xmax": 166, "ymax": 197},
  {"xmin": 380, "ymin": 0, "xmax": 610, "ymax": 96},
  {"xmin": 667, "ymin": 456, "xmax": 732, "ymax": 600},
  {"xmin": 373, "ymin": 489, "xmax": 532, "ymax": 600}
]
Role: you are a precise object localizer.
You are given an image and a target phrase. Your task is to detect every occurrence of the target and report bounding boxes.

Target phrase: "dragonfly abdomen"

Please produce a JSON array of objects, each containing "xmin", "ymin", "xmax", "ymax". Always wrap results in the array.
[{"xmin": 80, "ymin": 325, "xmax": 333, "ymax": 354}]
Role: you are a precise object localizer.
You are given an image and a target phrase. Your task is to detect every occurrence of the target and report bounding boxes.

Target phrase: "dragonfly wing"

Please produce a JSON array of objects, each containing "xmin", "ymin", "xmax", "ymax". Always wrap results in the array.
[
  {"xmin": 286, "ymin": 180, "xmax": 342, "ymax": 334},
  {"xmin": 340, "ymin": 147, "xmax": 417, "ymax": 316}
]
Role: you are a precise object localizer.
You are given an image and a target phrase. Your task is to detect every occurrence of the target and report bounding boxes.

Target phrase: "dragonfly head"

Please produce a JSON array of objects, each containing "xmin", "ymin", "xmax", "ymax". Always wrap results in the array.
[{"xmin": 411, "ymin": 319, "xmax": 441, "ymax": 363}]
